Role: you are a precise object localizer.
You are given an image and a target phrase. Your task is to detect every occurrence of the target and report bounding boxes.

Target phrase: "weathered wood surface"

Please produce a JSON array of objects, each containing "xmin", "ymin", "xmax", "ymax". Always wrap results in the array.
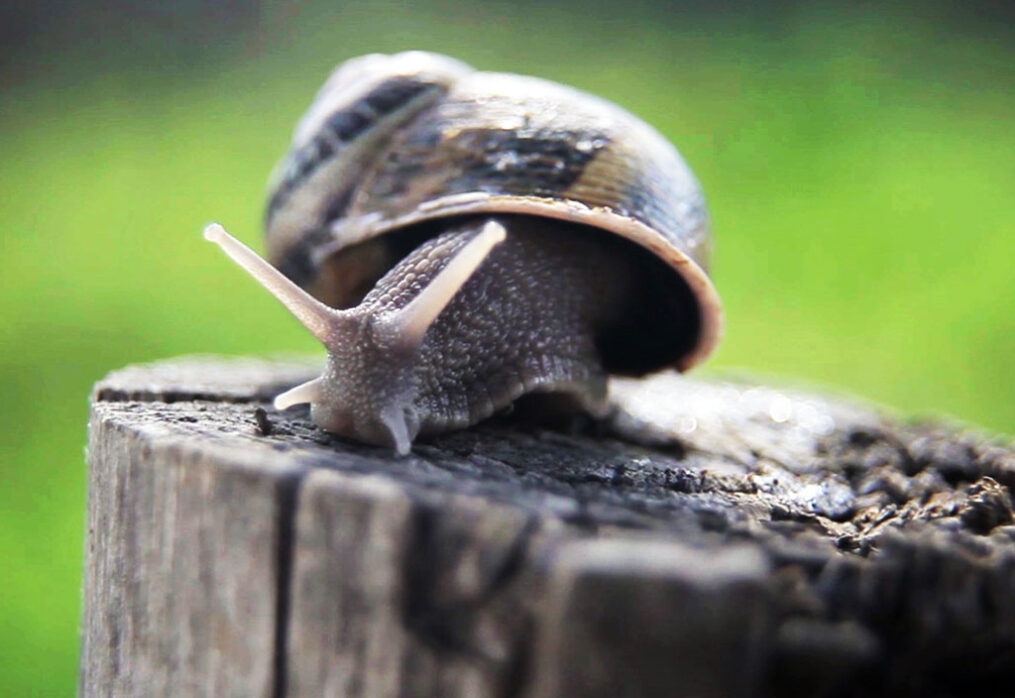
[{"xmin": 82, "ymin": 356, "xmax": 1015, "ymax": 698}]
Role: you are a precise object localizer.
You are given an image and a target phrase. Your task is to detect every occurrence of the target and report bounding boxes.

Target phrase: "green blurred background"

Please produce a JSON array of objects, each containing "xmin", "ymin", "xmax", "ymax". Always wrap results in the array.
[{"xmin": 2, "ymin": 0, "xmax": 1013, "ymax": 693}]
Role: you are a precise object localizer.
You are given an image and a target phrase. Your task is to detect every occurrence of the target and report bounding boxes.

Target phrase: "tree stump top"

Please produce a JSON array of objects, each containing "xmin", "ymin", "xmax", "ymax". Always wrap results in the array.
[{"xmin": 83, "ymin": 356, "xmax": 1015, "ymax": 697}]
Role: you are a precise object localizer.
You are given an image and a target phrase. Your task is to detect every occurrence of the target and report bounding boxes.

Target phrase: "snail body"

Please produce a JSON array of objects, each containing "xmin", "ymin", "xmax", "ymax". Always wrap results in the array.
[{"xmin": 206, "ymin": 51, "xmax": 722, "ymax": 454}]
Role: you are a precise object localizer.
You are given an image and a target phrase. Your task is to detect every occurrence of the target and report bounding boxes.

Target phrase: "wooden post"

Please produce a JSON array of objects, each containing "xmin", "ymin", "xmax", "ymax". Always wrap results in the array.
[{"xmin": 82, "ymin": 357, "xmax": 1015, "ymax": 697}]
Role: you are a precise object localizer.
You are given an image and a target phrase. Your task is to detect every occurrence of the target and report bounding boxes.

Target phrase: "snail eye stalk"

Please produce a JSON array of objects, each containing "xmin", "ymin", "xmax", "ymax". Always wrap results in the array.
[
  {"xmin": 204, "ymin": 223, "xmax": 347, "ymax": 346},
  {"xmin": 381, "ymin": 219, "xmax": 506, "ymax": 348}
]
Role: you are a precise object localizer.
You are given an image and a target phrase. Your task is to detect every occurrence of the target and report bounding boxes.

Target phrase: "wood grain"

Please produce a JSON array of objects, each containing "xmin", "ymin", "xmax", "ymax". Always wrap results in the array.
[{"xmin": 82, "ymin": 357, "xmax": 1015, "ymax": 697}]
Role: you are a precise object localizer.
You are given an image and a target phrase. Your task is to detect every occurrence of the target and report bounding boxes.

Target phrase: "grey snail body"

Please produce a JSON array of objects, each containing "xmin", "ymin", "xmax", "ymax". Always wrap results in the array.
[{"xmin": 206, "ymin": 51, "xmax": 723, "ymax": 454}]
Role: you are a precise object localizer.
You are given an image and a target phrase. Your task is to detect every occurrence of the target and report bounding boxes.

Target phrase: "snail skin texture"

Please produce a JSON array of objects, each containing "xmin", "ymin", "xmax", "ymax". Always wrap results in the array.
[{"xmin": 206, "ymin": 51, "xmax": 722, "ymax": 455}]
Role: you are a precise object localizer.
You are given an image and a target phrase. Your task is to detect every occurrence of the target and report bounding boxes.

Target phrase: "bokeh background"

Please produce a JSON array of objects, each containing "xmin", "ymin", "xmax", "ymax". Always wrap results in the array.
[{"xmin": 2, "ymin": 0, "xmax": 1013, "ymax": 693}]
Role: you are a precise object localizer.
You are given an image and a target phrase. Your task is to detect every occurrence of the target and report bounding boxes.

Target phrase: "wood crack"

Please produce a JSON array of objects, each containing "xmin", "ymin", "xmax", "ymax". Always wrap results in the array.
[{"xmin": 272, "ymin": 471, "xmax": 303, "ymax": 698}]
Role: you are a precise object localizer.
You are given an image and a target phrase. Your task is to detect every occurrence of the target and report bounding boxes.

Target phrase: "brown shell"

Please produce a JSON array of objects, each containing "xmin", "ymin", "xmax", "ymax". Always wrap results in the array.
[{"xmin": 265, "ymin": 51, "xmax": 723, "ymax": 372}]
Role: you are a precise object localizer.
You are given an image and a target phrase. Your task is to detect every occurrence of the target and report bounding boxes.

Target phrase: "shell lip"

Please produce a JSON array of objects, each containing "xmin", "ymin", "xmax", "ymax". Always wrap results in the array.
[{"xmin": 325, "ymin": 194, "xmax": 725, "ymax": 371}]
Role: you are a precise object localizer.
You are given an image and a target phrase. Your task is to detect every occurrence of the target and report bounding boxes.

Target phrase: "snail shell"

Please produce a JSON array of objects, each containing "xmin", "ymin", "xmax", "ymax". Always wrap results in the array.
[{"xmin": 264, "ymin": 51, "xmax": 722, "ymax": 372}]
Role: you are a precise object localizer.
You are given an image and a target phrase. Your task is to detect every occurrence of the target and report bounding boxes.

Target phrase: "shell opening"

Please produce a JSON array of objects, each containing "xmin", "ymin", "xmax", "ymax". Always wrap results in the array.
[
  {"xmin": 596, "ymin": 238, "xmax": 702, "ymax": 375},
  {"xmin": 307, "ymin": 214, "xmax": 703, "ymax": 375}
]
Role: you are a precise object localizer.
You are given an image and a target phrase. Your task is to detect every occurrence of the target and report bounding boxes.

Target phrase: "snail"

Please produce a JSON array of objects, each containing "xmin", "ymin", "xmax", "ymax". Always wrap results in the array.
[{"xmin": 205, "ymin": 51, "xmax": 722, "ymax": 455}]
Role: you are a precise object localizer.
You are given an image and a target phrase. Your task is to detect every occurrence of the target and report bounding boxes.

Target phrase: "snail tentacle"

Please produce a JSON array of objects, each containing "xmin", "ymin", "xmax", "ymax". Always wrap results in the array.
[
  {"xmin": 204, "ymin": 223, "xmax": 347, "ymax": 345},
  {"xmin": 380, "ymin": 219, "xmax": 506, "ymax": 348},
  {"xmin": 273, "ymin": 377, "xmax": 324, "ymax": 410}
]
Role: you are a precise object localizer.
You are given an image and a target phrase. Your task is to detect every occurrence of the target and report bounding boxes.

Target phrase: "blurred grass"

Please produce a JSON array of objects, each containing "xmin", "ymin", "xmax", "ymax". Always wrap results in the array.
[{"xmin": 2, "ymin": 1, "xmax": 1014, "ymax": 694}]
